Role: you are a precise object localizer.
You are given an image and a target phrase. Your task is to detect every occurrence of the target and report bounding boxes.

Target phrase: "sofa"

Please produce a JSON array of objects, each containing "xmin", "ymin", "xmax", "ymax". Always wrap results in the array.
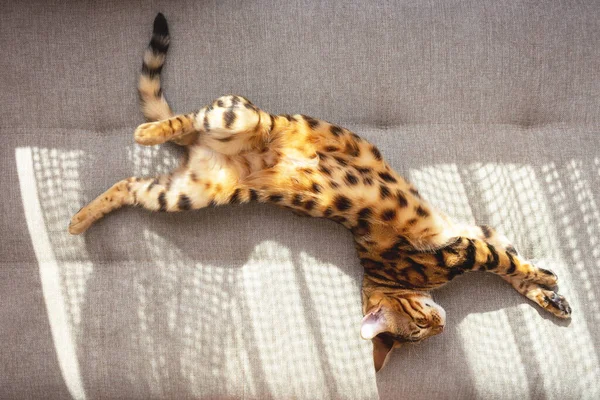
[{"xmin": 1, "ymin": 1, "xmax": 599, "ymax": 399}]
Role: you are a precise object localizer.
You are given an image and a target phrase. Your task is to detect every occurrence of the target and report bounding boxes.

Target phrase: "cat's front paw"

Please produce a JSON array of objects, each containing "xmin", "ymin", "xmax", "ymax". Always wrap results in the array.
[
  {"xmin": 134, "ymin": 122, "xmax": 167, "ymax": 145},
  {"xmin": 529, "ymin": 263, "xmax": 559, "ymax": 288},
  {"xmin": 542, "ymin": 290, "xmax": 572, "ymax": 318},
  {"xmin": 531, "ymin": 287, "xmax": 572, "ymax": 319}
]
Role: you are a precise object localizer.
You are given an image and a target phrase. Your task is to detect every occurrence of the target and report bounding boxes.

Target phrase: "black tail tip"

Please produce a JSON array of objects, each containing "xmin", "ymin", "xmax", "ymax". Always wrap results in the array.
[{"xmin": 153, "ymin": 13, "xmax": 169, "ymax": 36}]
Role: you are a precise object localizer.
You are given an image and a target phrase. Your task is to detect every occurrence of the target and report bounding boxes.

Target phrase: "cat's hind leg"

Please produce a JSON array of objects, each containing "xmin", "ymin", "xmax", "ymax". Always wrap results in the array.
[
  {"xmin": 134, "ymin": 113, "xmax": 197, "ymax": 146},
  {"xmin": 68, "ymin": 148, "xmax": 255, "ymax": 235},
  {"xmin": 134, "ymin": 95, "xmax": 272, "ymax": 154}
]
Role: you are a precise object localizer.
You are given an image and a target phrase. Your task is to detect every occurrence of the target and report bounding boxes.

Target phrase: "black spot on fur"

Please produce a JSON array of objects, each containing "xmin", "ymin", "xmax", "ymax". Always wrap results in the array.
[
  {"xmin": 302, "ymin": 114, "xmax": 320, "ymax": 129},
  {"xmin": 217, "ymin": 99, "xmax": 224, "ymax": 107},
  {"xmin": 356, "ymin": 166, "xmax": 372, "ymax": 175},
  {"xmin": 158, "ymin": 191, "xmax": 167, "ymax": 212},
  {"xmin": 483, "ymin": 243, "xmax": 500, "ymax": 270},
  {"xmin": 334, "ymin": 195, "xmax": 352, "ymax": 211},
  {"xmin": 447, "ymin": 267, "xmax": 466, "ymax": 280},
  {"xmin": 358, "ymin": 207, "xmax": 372, "ymax": 219},
  {"xmin": 334, "ymin": 156, "xmax": 348, "ymax": 166},
  {"xmin": 268, "ymin": 194, "xmax": 283, "ymax": 202},
  {"xmin": 178, "ymin": 194, "xmax": 192, "ymax": 210},
  {"xmin": 363, "ymin": 176, "xmax": 373, "ymax": 186},
  {"xmin": 324, "ymin": 207, "xmax": 333, "ymax": 217},
  {"xmin": 229, "ymin": 188, "xmax": 242, "ymax": 204},
  {"xmin": 409, "ymin": 187, "xmax": 421, "ymax": 198},
  {"xmin": 292, "ymin": 194, "xmax": 303, "ymax": 206},
  {"xmin": 379, "ymin": 185, "xmax": 391, "ymax": 199},
  {"xmin": 141, "ymin": 63, "xmax": 163, "ymax": 78},
  {"xmin": 318, "ymin": 165, "xmax": 331, "ymax": 176},
  {"xmin": 506, "ymin": 245, "xmax": 519, "ymax": 256},
  {"xmin": 378, "ymin": 172, "xmax": 397, "ymax": 183},
  {"xmin": 345, "ymin": 142, "xmax": 360, "ymax": 157},
  {"xmin": 244, "ymin": 102, "xmax": 257, "ymax": 111},
  {"xmin": 311, "ymin": 182, "xmax": 322, "ymax": 193},
  {"xmin": 360, "ymin": 258, "xmax": 386, "ymax": 270},
  {"xmin": 415, "ymin": 205, "xmax": 430, "ymax": 218},
  {"xmin": 396, "ymin": 190, "xmax": 408, "ymax": 207},
  {"xmin": 380, "ymin": 249, "xmax": 398, "ymax": 260},
  {"xmin": 224, "ymin": 109, "xmax": 236, "ymax": 128},
  {"xmin": 506, "ymin": 252, "xmax": 517, "ymax": 274},
  {"xmin": 345, "ymin": 172, "xmax": 359, "ymax": 185},
  {"xmin": 203, "ymin": 114, "xmax": 210, "ymax": 131},
  {"xmin": 381, "ymin": 209, "xmax": 396, "ymax": 221},
  {"xmin": 330, "ymin": 125, "xmax": 343, "ymax": 136},
  {"xmin": 406, "ymin": 259, "xmax": 428, "ymax": 283},
  {"xmin": 304, "ymin": 199, "xmax": 316, "ymax": 210},
  {"xmin": 269, "ymin": 114, "xmax": 276, "ymax": 132},
  {"xmin": 325, "ymin": 146, "xmax": 339, "ymax": 152},
  {"xmin": 371, "ymin": 146, "xmax": 382, "ymax": 160},
  {"xmin": 458, "ymin": 239, "xmax": 477, "ymax": 271},
  {"xmin": 249, "ymin": 189, "xmax": 259, "ymax": 201}
]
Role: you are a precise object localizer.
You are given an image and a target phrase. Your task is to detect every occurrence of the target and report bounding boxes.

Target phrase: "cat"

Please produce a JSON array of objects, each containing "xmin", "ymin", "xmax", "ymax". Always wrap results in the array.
[{"xmin": 69, "ymin": 13, "xmax": 571, "ymax": 372}]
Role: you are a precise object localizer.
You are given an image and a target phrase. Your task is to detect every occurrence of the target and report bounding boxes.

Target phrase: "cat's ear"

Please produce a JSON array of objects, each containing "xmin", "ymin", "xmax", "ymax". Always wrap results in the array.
[
  {"xmin": 372, "ymin": 335, "xmax": 394, "ymax": 372},
  {"xmin": 360, "ymin": 308, "xmax": 389, "ymax": 339},
  {"xmin": 361, "ymin": 307, "xmax": 395, "ymax": 371}
]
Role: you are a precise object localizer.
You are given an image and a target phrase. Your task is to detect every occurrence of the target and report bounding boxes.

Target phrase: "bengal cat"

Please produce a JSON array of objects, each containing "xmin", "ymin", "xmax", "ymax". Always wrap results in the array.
[{"xmin": 68, "ymin": 14, "xmax": 571, "ymax": 372}]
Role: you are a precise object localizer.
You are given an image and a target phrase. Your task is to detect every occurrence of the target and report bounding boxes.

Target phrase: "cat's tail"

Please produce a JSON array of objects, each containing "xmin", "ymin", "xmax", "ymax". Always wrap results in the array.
[{"xmin": 139, "ymin": 13, "xmax": 173, "ymax": 121}]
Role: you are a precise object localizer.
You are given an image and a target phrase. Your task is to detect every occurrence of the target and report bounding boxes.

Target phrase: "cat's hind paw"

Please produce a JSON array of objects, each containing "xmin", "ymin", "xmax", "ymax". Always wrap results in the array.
[{"xmin": 134, "ymin": 122, "xmax": 168, "ymax": 146}]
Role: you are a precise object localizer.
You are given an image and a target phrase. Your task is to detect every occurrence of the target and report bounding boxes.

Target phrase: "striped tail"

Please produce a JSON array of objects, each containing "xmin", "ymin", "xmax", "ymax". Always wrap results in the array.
[{"xmin": 139, "ymin": 13, "xmax": 173, "ymax": 122}]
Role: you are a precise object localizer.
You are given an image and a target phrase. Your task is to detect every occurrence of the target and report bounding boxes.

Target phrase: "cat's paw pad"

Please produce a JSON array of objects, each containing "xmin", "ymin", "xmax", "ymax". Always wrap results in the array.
[{"xmin": 134, "ymin": 122, "xmax": 167, "ymax": 145}]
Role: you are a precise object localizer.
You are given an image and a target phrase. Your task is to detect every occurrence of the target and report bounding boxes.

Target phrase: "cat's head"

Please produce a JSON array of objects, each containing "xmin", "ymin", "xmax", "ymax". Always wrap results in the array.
[{"xmin": 361, "ymin": 290, "xmax": 446, "ymax": 371}]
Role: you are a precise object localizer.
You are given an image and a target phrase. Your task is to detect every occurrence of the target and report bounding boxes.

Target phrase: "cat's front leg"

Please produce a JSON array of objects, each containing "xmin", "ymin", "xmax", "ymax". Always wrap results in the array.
[{"xmin": 432, "ymin": 236, "xmax": 572, "ymax": 318}]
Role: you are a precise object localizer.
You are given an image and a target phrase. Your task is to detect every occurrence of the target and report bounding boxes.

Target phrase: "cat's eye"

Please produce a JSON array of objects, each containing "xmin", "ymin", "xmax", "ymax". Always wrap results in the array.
[{"xmin": 415, "ymin": 319, "xmax": 428, "ymax": 329}]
